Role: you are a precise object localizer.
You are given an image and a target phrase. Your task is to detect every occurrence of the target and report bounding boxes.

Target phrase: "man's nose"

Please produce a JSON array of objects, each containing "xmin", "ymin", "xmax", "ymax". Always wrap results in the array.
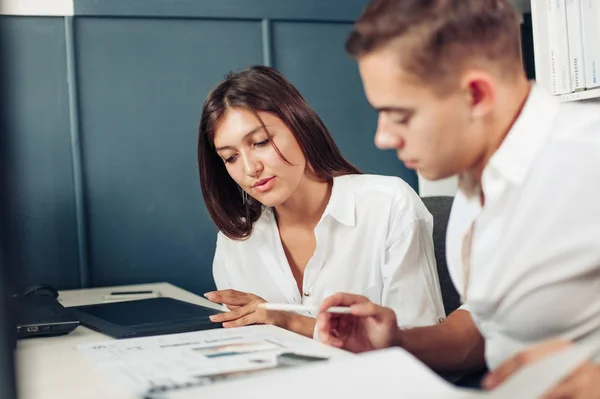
[{"xmin": 374, "ymin": 128, "xmax": 404, "ymax": 150}]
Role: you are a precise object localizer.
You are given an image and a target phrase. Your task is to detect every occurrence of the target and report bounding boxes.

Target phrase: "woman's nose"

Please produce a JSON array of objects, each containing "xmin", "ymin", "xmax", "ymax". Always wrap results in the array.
[{"xmin": 242, "ymin": 153, "xmax": 262, "ymax": 177}]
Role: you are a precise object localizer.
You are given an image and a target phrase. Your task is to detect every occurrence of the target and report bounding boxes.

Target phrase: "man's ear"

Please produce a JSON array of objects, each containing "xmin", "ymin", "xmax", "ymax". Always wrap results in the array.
[{"xmin": 461, "ymin": 71, "xmax": 496, "ymax": 120}]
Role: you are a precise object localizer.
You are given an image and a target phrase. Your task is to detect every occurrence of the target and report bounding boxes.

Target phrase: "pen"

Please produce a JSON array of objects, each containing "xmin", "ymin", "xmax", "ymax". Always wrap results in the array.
[
  {"xmin": 110, "ymin": 290, "xmax": 154, "ymax": 295},
  {"xmin": 102, "ymin": 290, "xmax": 161, "ymax": 301},
  {"xmin": 259, "ymin": 303, "xmax": 352, "ymax": 314}
]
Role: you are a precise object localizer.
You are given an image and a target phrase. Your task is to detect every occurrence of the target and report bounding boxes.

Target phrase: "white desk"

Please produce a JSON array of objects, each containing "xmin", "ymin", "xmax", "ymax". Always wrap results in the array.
[{"xmin": 15, "ymin": 282, "xmax": 226, "ymax": 399}]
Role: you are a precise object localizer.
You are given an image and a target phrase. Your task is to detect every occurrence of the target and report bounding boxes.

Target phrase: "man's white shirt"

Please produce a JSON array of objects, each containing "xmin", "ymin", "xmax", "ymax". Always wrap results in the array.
[{"xmin": 447, "ymin": 84, "xmax": 600, "ymax": 369}]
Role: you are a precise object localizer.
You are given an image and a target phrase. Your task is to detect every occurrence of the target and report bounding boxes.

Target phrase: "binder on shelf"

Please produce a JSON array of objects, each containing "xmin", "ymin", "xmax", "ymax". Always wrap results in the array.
[
  {"xmin": 548, "ymin": 0, "xmax": 573, "ymax": 94},
  {"xmin": 566, "ymin": 0, "xmax": 586, "ymax": 90},
  {"xmin": 521, "ymin": 13, "xmax": 537, "ymax": 80},
  {"xmin": 580, "ymin": 0, "xmax": 600, "ymax": 88}
]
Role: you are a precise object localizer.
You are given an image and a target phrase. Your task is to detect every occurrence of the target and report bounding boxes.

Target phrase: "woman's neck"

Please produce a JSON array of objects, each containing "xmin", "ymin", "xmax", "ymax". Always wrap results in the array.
[{"xmin": 274, "ymin": 175, "xmax": 333, "ymax": 229}]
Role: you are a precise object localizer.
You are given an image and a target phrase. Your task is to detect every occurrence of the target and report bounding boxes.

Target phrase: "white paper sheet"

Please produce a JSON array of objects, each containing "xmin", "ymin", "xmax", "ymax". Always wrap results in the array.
[
  {"xmin": 150, "ymin": 344, "xmax": 594, "ymax": 399},
  {"xmin": 76, "ymin": 325, "xmax": 352, "ymax": 396}
]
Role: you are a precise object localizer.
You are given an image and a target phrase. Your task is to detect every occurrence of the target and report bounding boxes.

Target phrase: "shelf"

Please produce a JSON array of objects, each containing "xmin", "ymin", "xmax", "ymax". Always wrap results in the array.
[{"xmin": 559, "ymin": 87, "xmax": 600, "ymax": 102}]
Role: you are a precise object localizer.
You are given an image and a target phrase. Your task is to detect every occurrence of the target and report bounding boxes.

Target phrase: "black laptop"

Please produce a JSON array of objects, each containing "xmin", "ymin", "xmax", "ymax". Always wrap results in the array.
[
  {"xmin": 70, "ymin": 297, "xmax": 224, "ymax": 339},
  {"xmin": 13, "ymin": 295, "xmax": 80, "ymax": 339}
]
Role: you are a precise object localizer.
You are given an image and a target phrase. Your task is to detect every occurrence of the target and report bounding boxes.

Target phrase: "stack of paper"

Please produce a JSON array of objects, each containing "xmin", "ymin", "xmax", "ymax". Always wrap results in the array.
[
  {"xmin": 77, "ymin": 325, "xmax": 352, "ymax": 396},
  {"xmin": 148, "ymin": 344, "xmax": 593, "ymax": 399}
]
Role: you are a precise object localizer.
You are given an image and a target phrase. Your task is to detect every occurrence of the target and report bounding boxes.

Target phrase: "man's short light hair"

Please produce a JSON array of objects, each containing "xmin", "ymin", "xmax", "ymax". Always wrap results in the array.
[{"xmin": 347, "ymin": 0, "xmax": 523, "ymax": 91}]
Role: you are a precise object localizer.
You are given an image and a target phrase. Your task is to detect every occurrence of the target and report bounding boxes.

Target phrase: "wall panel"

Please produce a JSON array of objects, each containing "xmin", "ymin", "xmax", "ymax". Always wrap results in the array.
[
  {"xmin": 0, "ymin": 17, "xmax": 80, "ymax": 289},
  {"xmin": 75, "ymin": 18, "xmax": 264, "ymax": 293},
  {"xmin": 272, "ymin": 21, "xmax": 417, "ymax": 186}
]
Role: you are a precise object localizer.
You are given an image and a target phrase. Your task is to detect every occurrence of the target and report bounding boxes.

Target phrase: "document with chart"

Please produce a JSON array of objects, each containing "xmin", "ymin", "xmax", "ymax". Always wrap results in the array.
[
  {"xmin": 76, "ymin": 325, "xmax": 351, "ymax": 396},
  {"xmin": 153, "ymin": 344, "xmax": 595, "ymax": 399}
]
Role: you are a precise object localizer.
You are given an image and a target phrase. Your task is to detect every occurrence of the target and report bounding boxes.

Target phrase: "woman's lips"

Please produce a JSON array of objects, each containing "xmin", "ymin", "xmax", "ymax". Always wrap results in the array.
[{"xmin": 253, "ymin": 177, "xmax": 275, "ymax": 193}]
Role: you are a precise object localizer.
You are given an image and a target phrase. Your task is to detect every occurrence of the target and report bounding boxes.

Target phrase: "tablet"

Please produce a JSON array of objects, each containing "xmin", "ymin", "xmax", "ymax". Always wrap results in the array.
[{"xmin": 70, "ymin": 297, "xmax": 224, "ymax": 339}]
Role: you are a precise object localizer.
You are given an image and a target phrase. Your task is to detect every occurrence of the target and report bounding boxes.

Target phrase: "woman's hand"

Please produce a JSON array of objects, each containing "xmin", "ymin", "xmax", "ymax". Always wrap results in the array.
[
  {"xmin": 204, "ymin": 289, "xmax": 286, "ymax": 327},
  {"xmin": 204, "ymin": 289, "xmax": 316, "ymax": 336}
]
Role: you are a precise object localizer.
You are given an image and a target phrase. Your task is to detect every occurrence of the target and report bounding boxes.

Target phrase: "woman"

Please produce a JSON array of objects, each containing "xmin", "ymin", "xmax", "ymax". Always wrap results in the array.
[{"xmin": 198, "ymin": 65, "xmax": 444, "ymax": 338}]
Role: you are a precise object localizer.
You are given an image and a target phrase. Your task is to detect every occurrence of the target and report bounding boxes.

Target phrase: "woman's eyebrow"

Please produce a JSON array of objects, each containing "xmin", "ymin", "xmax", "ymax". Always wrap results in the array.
[{"xmin": 215, "ymin": 125, "xmax": 269, "ymax": 152}]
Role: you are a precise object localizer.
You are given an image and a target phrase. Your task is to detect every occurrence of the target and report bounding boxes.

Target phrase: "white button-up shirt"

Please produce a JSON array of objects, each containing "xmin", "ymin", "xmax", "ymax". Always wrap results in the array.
[
  {"xmin": 447, "ymin": 84, "xmax": 600, "ymax": 369},
  {"xmin": 213, "ymin": 174, "xmax": 446, "ymax": 329}
]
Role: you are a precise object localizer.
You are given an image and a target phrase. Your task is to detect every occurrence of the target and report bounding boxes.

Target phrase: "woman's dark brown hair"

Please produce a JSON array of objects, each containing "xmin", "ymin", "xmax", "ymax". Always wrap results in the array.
[{"xmin": 198, "ymin": 65, "xmax": 360, "ymax": 240}]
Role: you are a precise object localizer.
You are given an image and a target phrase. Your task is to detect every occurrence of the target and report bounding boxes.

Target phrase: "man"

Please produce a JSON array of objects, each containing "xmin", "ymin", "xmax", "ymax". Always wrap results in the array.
[{"xmin": 317, "ymin": 0, "xmax": 600, "ymax": 396}]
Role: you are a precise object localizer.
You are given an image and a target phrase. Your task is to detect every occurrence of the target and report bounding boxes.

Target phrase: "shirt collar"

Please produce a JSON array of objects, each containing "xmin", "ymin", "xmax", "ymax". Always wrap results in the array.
[
  {"xmin": 322, "ymin": 175, "xmax": 356, "ymax": 227},
  {"xmin": 484, "ymin": 83, "xmax": 559, "ymax": 186},
  {"xmin": 261, "ymin": 175, "xmax": 356, "ymax": 227}
]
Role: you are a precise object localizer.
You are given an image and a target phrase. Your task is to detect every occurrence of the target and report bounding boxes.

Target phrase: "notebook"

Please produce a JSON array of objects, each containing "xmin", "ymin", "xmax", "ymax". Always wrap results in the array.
[{"xmin": 70, "ymin": 297, "xmax": 224, "ymax": 339}]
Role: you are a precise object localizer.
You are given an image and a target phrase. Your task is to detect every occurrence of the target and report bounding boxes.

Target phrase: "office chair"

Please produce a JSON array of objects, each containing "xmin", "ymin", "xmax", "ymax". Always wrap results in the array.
[
  {"xmin": 421, "ymin": 196, "xmax": 488, "ymax": 389},
  {"xmin": 421, "ymin": 196, "xmax": 461, "ymax": 316}
]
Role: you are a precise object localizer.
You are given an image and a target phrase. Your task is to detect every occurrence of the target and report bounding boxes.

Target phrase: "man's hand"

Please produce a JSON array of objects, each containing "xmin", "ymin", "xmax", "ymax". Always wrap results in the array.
[
  {"xmin": 483, "ymin": 340, "xmax": 572, "ymax": 390},
  {"xmin": 484, "ymin": 339, "xmax": 600, "ymax": 399},
  {"xmin": 204, "ymin": 289, "xmax": 289, "ymax": 328},
  {"xmin": 539, "ymin": 363, "xmax": 600, "ymax": 399},
  {"xmin": 317, "ymin": 293, "xmax": 398, "ymax": 353}
]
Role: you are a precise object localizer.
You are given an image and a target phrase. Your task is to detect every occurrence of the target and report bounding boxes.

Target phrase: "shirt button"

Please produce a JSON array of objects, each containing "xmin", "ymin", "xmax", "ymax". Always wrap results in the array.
[
  {"xmin": 303, "ymin": 292, "xmax": 311, "ymax": 297},
  {"xmin": 438, "ymin": 317, "xmax": 445, "ymax": 324}
]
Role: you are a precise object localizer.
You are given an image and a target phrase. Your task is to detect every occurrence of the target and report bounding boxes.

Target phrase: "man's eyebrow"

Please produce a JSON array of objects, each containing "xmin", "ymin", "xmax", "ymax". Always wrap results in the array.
[
  {"xmin": 374, "ymin": 106, "xmax": 413, "ymax": 114},
  {"xmin": 215, "ymin": 125, "xmax": 269, "ymax": 152}
]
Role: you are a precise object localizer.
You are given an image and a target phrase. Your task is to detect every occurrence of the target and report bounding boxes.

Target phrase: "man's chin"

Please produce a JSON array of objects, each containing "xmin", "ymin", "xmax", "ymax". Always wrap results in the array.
[{"xmin": 417, "ymin": 168, "xmax": 448, "ymax": 181}]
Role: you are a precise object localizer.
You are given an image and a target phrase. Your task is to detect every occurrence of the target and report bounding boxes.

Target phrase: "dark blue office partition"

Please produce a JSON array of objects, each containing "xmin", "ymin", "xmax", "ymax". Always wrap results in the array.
[
  {"xmin": 75, "ymin": 17, "xmax": 264, "ymax": 291},
  {"xmin": 1, "ymin": 1, "xmax": 418, "ymax": 296},
  {"xmin": 0, "ymin": 24, "xmax": 20, "ymax": 399},
  {"xmin": 272, "ymin": 21, "xmax": 417, "ymax": 183},
  {"xmin": 0, "ymin": 17, "xmax": 81, "ymax": 290}
]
